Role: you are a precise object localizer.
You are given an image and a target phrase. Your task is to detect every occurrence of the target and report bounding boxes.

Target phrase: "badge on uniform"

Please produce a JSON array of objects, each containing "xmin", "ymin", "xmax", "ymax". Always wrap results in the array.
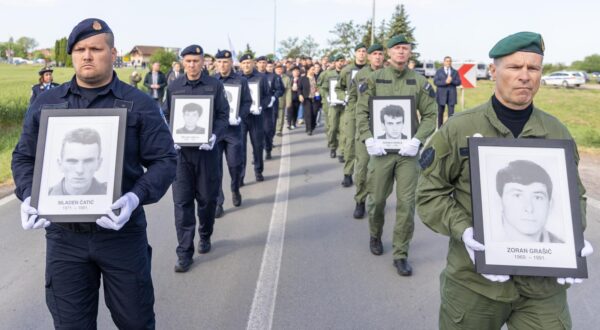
[
  {"xmin": 358, "ymin": 82, "xmax": 368, "ymax": 94},
  {"xmin": 423, "ymin": 82, "xmax": 435, "ymax": 98},
  {"xmin": 419, "ymin": 147, "xmax": 435, "ymax": 169}
]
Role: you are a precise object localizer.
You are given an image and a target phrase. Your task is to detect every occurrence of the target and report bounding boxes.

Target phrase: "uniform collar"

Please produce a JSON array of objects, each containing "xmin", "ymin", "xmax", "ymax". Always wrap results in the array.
[
  {"xmin": 387, "ymin": 65, "xmax": 408, "ymax": 78},
  {"xmin": 182, "ymin": 73, "xmax": 207, "ymax": 87},
  {"xmin": 62, "ymin": 71, "xmax": 123, "ymax": 99},
  {"xmin": 483, "ymin": 98, "xmax": 548, "ymax": 138}
]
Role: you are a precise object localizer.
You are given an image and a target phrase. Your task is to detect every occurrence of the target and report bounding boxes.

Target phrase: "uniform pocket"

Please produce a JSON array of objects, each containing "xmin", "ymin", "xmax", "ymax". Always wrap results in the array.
[{"xmin": 45, "ymin": 275, "xmax": 61, "ymax": 324}]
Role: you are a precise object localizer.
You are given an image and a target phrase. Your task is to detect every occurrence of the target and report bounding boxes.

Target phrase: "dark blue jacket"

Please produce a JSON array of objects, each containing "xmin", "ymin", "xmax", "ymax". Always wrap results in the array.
[
  {"xmin": 30, "ymin": 82, "xmax": 59, "ymax": 104},
  {"xmin": 433, "ymin": 67, "xmax": 461, "ymax": 106},
  {"xmin": 143, "ymin": 71, "xmax": 167, "ymax": 100},
  {"xmin": 12, "ymin": 73, "xmax": 177, "ymax": 230},
  {"xmin": 242, "ymin": 69, "xmax": 272, "ymax": 112},
  {"xmin": 214, "ymin": 71, "xmax": 253, "ymax": 140},
  {"xmin": 164, "ymin": 73, "xmax": 230, "ymax": 142}
]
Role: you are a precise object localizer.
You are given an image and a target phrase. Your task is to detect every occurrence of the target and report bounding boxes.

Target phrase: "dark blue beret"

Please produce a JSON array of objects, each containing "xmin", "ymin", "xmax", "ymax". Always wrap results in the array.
[
  {"xmin": 256, "ymin": 56, "xmax": 267, "ymax": 62},
  {"xmin": 215, "ymin": 49, "xmax": 232, "ymax": 59},
  {"xmin": 240, "ymin": 53, "xmax": 254, "ymax": 62},
  {"xmin": 67, "ymin": 18, "xmax": 112, "ymax": 54},
  {"xmin": 180, "ymin": 44, "xmax": 204, "ymax": 57}
]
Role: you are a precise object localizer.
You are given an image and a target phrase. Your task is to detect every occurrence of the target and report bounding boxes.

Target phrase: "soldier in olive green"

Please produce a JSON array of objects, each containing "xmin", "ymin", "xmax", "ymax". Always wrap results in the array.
[
  {"xmin": 349, "ymin": 44, "xmax": 385, "ymax": 219},
  {"xmin": 319, "ymin": 55, "xmax": 346, "ymax": 159},
  {"xmin": 416, "ymin": 32, "xmax": 594, "ymax": 329},
  {"xmin": 355, "ymin": 35, "xmax": 437, "ymax": 276},
  {"xmin": 336, "ymin": 43, "xmax": 368, "ymax": 187},
  {"xmin": 275, "ymin": 63, "xmax": 291, "ymax": 136},
  {"xmin": 317, "ymin": 55, "xmax": 335, "ymax": 145}
]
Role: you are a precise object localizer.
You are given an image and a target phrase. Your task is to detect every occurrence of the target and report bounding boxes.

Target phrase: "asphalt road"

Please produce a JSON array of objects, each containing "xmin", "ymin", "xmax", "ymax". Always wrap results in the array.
[{"xmin": 1, "ymin": 124, "xmax": 599, "ymax": 329}]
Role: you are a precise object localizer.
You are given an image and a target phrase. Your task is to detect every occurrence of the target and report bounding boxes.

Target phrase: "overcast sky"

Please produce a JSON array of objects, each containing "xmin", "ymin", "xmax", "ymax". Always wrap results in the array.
[{"xmin": 1, "ymin": 0, "xmax": 598, "ymax": 64}]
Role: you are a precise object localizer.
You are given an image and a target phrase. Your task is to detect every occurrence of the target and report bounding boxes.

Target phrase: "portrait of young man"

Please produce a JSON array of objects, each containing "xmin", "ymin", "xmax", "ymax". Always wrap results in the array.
[
  {"xmin": 48, "ymin": 127, "xmax": 107, "ymax": 196},
  {"xmin": 377, "ymin": 104, "xmax": 408, "ymax": 140},
  {"xmin": 176, "ymin": 102, "xmax": 206, "ymax": 135}
]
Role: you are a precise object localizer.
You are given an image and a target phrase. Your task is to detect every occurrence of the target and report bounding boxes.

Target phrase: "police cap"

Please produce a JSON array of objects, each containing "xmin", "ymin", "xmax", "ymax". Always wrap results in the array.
[
  {"xmin": 386, "ymin": 35, "xmax": 411, "ymax": 49},
  {"xmin": 489, "ymin": 31, "xmax": 545, "ymax": 59},
  {"xmin": 181, "ymin": 45, "xmax": 204, "ymax": 57},
  {"xmin": 215, "ymin": 49, "xmax": 233, "ymax": 59},
  {"xmin": 39, "ymin": 67, "xmax": 53, "ymax": 75},
  {"xmin": 67, "ymin": 18, "xmax": 112, "ymax": 54},
  {"xmin": 240, "ymin": 53, "xmax": 254, "ymax": 62},
  {"xmin": 367, "ymin": 43, "xmax": 383, "ymax": 54},
  {"xmin": 256, "ymin": 56, "xmax": 267, "ymax": 62}
]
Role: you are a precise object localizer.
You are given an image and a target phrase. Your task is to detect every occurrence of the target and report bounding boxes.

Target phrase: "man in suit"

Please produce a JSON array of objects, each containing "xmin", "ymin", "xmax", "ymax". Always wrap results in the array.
[
  {"xmin": 143, "ymin": 62, "xmax": 167, "ymax": 105},
  {"xmin": 377, "ymin": 104, "xmax": 408, "ymax": 140},
  {"xmin": 433, "ymin": 56, "xmax": 461, "ymax": 128}
]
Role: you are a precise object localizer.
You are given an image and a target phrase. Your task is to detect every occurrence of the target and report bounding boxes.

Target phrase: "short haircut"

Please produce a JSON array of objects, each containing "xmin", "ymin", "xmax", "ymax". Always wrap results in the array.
[
  {"xmin": 444, "ymin": 56, "xmax": 451, "ymax": 61},
  {"xmin": 182, "ymin": 102, "xmax": 203, "ymax": 116},
  {"xmin": 61, "ymin": 127, "xmax": 102, "ymax": 158},
  {"xmin": 496, "ymin": 160, "xmax": 553, "ymax": 199},
  {"xmin": 380, "ymin": 105, "xmax": 405, "ymax": 123},
  {"xmin": 105, "ymin": 33, "xmax": 115, "ymax": 49}
]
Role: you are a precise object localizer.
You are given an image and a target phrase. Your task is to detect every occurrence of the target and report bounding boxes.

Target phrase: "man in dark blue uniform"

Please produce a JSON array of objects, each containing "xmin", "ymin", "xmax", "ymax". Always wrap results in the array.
[
  {"xmin": 239, "ymin": 54, "xmax": 271, "ymax": 184},
  {"xmin": 256, "ymin": 56, "xmax": 284, "ymax": 159},
  {"xmin": 164, "ymin": 45, "xmax": 229, "ymax": 273},
  {"xmin": 213, "ymin": 49, "xmax": 252, "ymax": 218},
  {"xmin": 12, "ymin": 18, "xmax": 176, "ymax": 329},
  {"xmin": 30, "ymin": 66, "xmax": 59, "ymax": 104}
]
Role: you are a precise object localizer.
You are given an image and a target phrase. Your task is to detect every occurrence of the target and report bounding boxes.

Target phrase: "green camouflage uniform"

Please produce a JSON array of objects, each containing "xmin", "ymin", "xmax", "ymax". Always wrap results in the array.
[{"xmin": 277, "ymin": 74, "xmax": 292, "ymax": 135}]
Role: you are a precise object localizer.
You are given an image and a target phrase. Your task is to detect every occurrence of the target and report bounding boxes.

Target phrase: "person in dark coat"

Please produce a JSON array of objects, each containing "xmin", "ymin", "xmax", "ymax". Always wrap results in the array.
[
  {"xmin": 143, "ymin": 62, "xmax": 167, "ymax": 104},
  {"xmin": 433, "ymin": 56, "xmax": 461, "ymax": 128},
  {"xmin": 30, "ymin": 66, "xmax": 59, "ymax": 104}
]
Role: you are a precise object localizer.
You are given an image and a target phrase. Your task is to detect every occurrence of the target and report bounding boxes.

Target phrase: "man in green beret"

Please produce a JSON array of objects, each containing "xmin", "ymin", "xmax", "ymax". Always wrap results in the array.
[
  {"xmin": 318, "ymin": 54, "xmax": 346, "ymax": 158},
  {"xmin": 336, "ymin": 43, "xmax": 368, "ymax": 185},
  {"xmin": 348, "ymin": 43, "xmax": 385, "ymax": 218},
  {"xmin": 416, "ymin": 31, "xmax": 593, "ymax": 328},
  {"xmin": 356, "ymin": 35, "xmax": 437, "ymax": 276},
  {"xmin": 317, "ymin": 54, "xmax": 336, "ymax": 140}
]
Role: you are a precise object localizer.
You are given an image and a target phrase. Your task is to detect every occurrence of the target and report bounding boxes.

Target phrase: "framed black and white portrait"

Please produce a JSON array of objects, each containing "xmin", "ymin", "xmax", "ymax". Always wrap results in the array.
[
  {"xmin": 369, "ymin": 96, "xmax": 414, "ymax": 152},
  {"xmin": 170, "ymin": 95, "xmax": 214, "ymax": 145},
  {"xmin": 248, "ymin": 81, "xmax": 261, "ymax": 114},
  {"xmin": 223, "ymin": 83, "xmax": 241, "ymax": 120},
  {"xmin": 30, "ymin": 108, "xmax": 126, "ymax": 222},
  {"xmin": 469, "ymin": 138, "xmax": 587, "ymax": 278},
  {"xmin": 328, "ymin": 78, "xmax": 344, "ymax": 105}
]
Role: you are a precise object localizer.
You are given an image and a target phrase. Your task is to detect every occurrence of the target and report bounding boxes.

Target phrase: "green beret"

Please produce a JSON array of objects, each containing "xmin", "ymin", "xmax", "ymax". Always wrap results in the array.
[
  {"xmin": 334, "ymin": 54, "xmax": 345, "ymax": 61},
  {"xmin": 386, "ymin": 35, "xmax": 411, "ymax": 48},
  {"xmin": 354, "ymin": 42, "xmax": 367, "ymax": 51},
  {"xmin": 328, "ymin": 54, "xmax": 335, "ymax": 62},
  {"xmin": 489, "ymin": 31, "xmax": 545, "ymax": 59},
  {"xmin": 367, "ymin": 43, "xmax": 383, "ymax": 54}
]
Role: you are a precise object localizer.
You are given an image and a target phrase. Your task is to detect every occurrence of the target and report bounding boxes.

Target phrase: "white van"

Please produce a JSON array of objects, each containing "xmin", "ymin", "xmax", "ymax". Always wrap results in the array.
[
  {"xmin": 476, "ymin": 63, "xmax": 490, "ymax": 80},
  {"xmin": 423, "ymin": 61, "xmax": 436, "ymax": 78}
]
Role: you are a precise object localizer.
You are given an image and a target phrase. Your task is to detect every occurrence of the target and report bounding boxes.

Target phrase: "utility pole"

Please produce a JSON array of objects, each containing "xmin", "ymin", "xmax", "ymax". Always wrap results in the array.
[
  {"xmin": 371, "ymin": 0, "xmax": 375, "ymax": 45},
  {"xmin": 273, "ymin": 0, "xmax": 277, "ymax": 55}
]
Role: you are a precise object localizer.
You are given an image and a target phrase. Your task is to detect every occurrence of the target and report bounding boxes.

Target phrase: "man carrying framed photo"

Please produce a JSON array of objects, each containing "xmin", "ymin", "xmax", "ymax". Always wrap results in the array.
[
  {"xmin": 355, "ymin": 35, "xmax": 437, "ymax": 277},
  {"xmin": 12, "ymin": 18, "xmax": 177, "ymax": 329},
  {"xmin": 416, "ymin": 32, "xmax": 593, "ymax": 329},
  {"xmin": 163, "ymin": 44, "xmax": 229, "ymax": 273}
]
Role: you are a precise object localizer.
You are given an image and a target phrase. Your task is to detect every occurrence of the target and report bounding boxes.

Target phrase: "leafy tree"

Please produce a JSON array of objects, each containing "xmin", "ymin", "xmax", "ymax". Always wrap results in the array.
[
  {"xmin": 543, "ymin": 63, "xmax": 567, "ymax": 74},
  {"xmin": 149, "ymin": 48, "xmax": 178, "ymax": 74},
  {"xmin": 328, "ymin": 20, "xmax": 361, "ymax": 57},
  {"xmin": 570, "ymin": 54, "xmax": 600, "ymax": 72},
  {"xmin": 54, "ymin": 37, "xmax": 71, "ymax": 67},
  {"xmin": 361, "ymin": 20, "xmax": 373, "ymax": 48},
  {"xmin": 16, "ymin": 37, "xmax": 38, "ymax": 55},
  {"xmin": 375, "ymin": 19, "xmax": 387, "ymax": 46},
  {"xmin": 386, "ymin": 4, "xmax": 419, "ymax": 60},
  {"xmin": 239, "ymin": 43, "xmax": 256, "ymax": 60},
  {"xmin": 300, "ymin": 35, "xmax": 319, "ymax": 58},
  {"xmin": 278, "ymin": 36, "xmax": 301, "ymax": 59}
]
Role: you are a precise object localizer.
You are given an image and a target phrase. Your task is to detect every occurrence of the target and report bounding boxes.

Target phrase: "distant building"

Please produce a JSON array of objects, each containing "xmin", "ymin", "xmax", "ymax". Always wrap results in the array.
[{"xmin": 128, "ymin": 46, "xmax": 180, "ymax": 67}]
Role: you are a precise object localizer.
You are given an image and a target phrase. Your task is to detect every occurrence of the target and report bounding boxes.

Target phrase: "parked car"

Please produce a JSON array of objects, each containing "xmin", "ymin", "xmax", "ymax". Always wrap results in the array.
[
  {"xmin": 423, "ymin": 61, "xmax": 436, "ymax": 78},
  {"xmin": 540, "ymin": 71, "xmax": 585, "ymax": 87},
  {"xmin": 476, "ymin": 63, "xmax": 490, "ymax": 79}
]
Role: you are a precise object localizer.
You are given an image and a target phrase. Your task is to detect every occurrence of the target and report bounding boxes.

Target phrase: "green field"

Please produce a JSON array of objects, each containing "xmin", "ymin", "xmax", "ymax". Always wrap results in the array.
[{"xmin": 1, "ymin": 65, "xmax": 599, "ymax": 185}]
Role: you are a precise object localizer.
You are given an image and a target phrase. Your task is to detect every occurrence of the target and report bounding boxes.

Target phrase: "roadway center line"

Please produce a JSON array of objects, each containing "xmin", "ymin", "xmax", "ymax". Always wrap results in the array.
[{"xmin": 246, "ymin": 131, "xmax": 291, "ymax": 330}]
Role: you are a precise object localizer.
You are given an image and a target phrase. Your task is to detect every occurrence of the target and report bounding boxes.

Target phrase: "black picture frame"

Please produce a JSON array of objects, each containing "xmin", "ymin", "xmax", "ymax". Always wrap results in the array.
[
  {"xmin": 30, "ymin": 108, "xmax": 126, "ymax": 223},
  {"xmin": 328, "ymin": 78, "xmax": 344, "ymax": 105},
  {"xmin": 469, "ymin": 137, "xmax": 587, "ymax": 278},
  {"xmin": 169, "ymin": 95, "xmax": 214, "ymax": 146},
  {"xmin": 223, "ymin": 83, "xmax": 241, "ymax": 120},
  {"xmin": 248, "ymin": 81, "xmax": 261, "ymax": 114},
  {"xmin": 369, "ymin": 96, "xmax": 415, "ymax": 152}
]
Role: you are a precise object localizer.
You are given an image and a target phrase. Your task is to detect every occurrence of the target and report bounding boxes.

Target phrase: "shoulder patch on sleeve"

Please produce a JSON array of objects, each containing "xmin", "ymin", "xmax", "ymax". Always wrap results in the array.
[
  {"xmin": 359, "ymin": 82, "xmax": 368, "ymax": 94},
  {"xmin": 424, "ymin": 82, "xmax": 435, "ymax": 98},
  {"xmin": 419, "ymin": 147, "xmax": 435, "ymax": 169}
]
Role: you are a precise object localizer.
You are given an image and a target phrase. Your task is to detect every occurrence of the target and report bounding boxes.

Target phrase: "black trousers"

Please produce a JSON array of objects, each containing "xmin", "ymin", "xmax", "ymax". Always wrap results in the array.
[
  {"xmin": 302, "ymin": 99, "xmax": 317, "ymax": 132},
  {"xmin": 45, "ymin": 225, "xmax": 155, "ymax": 329},
  {"xmin": 240, "ymin": 114, "xmax": 265, "ymax": 182},
  {"xmin": 263, "ymin": 107, "xmax": 275, "ymax": 152},
  {"xmin": 438, "ymin": 104, "xmax": 455, "ymax": 128},
  {"xmin": 287, "ymin": 100, "xmax": 300, "ymax": 126},
  {"xmin": 172, "ymin": 148, "xmax": 219, "ymax": 261},
  {"xmin": 216, "ymin": 131, "xmax": 243, "ymax": 206}
]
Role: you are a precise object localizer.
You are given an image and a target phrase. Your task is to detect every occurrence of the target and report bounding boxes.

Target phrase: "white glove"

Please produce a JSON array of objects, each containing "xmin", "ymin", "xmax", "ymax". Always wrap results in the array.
[
  {"xmin": 365, "ymin": 137, "xmax": 387, "ymax": 156},
  {"xmin": 174, "ymin": 144, "xmax": 181, "ymax": 150},
  {"xmin": 343, "ymin": 94, "xmax": 349, "ymax": 106},
  {"xmin": 21, "ymin": 196, "xmax": 50, "ymax": 230},
  {"xmin": 462, "ymin": 227, "xmax": 510, "ymax": 283},
  {"xmin": 199, "ymin": 134, "xmax": 217, "ymax": 150},
  {"xmin": 229, "ymin": 117, "xmax": 241, "ymax": 126},
  {"xmin": 96, "ymin": 192, "xmax": 140, "ymax": 231},
  {"xmin": 557, "ymin": 239, "xmax": 593, "ymax": 285},
  {"xmin": 398, "ymin": 137, "xmax": 421, "ymax": 157},
  {"xmin": 267, "ymin": 96, "xmax": 276, "ymax": 108}
]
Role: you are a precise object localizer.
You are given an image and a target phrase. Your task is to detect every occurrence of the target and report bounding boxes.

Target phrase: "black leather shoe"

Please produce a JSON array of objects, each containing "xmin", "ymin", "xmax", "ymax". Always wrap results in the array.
[
  {"xmin": 232, "ymin": 190, "xmax": 242, "ymax": 207},
  {"xmin": 256, "ymin": 173, "xmax": 264, "ymax": 182},
  {"xmin": 215, "ymin": 205, "xmax": 224, "ymax": 218},
  {"xmin": 370, "ymin": 237, "xmax": 383, "ymax": 255},
  {"xmin": 341, "ymin": 175, "xmax": 353, "ymax": 187},
  {"xmin": 330, "ymin": 149, "xmax": 336, "ymax": 158},
  {"xmin": 338, "ymin": 155, "xmax": 345, "ymax": 163},
  {"xmin": 266, "ymin": 151, "xmax": 272, "ymax": 160},
  {"xmin": 174, "ymin": 259, "xmax": 193, "ymax": 273},
  {"xmin": 198, "ymin": 239, "xmax": 211, "ymax": 254},
  {"xmin": 353, "ymin": 202, "xmax": 365, "ymax": 219},
  {"xmin": 308, "ymin": 130, "xmax": 313, "ymax": 136},
  {"xmin": 394, "ymin": 259, "xmax": 413, "ymax": 276},
  {"xmin": 240, "ymin": 179, "xmax": 245, "ymax": 187}
]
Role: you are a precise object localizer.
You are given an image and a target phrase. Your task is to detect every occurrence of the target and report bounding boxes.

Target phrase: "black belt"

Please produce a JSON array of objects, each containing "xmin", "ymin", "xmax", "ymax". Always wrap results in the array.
[{"xmin": 55, "ymin": 223, "xmax": 100, "ymax": 233}]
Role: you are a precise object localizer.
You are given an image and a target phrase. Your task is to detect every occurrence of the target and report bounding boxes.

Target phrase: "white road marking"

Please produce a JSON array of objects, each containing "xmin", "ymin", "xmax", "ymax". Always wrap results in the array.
[
  {"xmin": 0, "ymin": 194, "xmax": 16, "ymax": 207},
  {"xmin": 246, "ymin": 132, "xmax": 291, "ymax": 330}
]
